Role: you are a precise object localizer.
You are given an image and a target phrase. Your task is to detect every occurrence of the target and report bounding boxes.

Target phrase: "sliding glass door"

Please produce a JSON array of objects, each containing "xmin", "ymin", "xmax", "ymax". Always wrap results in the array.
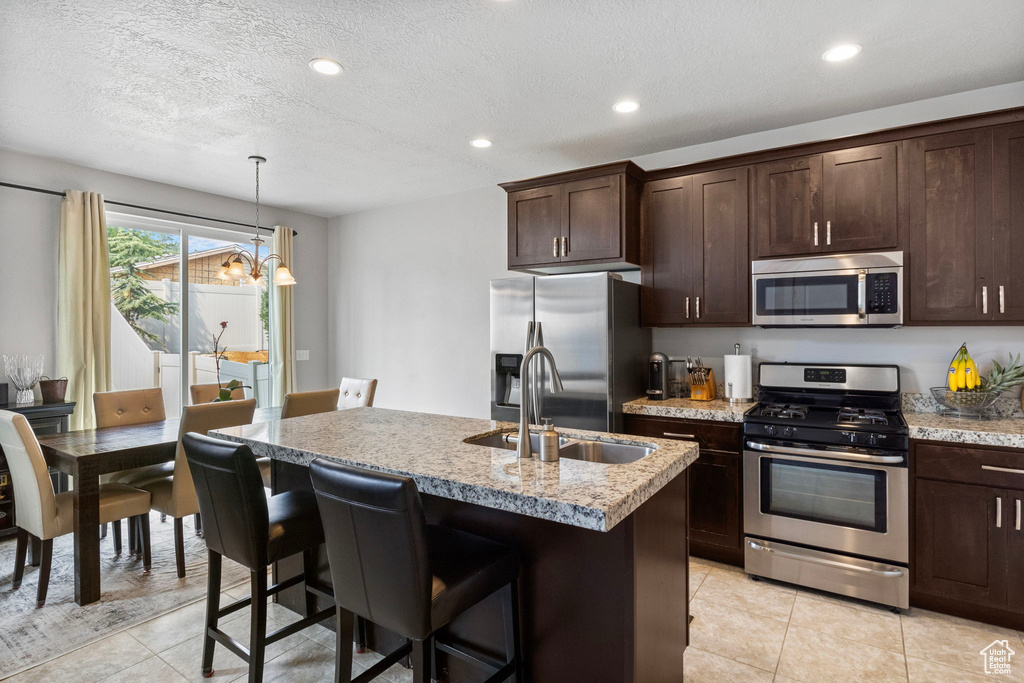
[{"xmin": 106, "ymin": 213, "xmax": 272, "ymax": 415}]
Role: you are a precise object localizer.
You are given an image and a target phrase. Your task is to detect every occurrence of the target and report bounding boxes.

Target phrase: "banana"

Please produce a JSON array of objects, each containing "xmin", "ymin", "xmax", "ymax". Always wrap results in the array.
[
  {"xmin": 966, "ymin": 353, "xmax": 979, "ymax": 390},
  {"xmin": 948, "ymin": 348, "xmax": 963, "ymax": 391},
  {"xmin": 956, "ymin": 355, "xmax": 967, "ymax": 390}
]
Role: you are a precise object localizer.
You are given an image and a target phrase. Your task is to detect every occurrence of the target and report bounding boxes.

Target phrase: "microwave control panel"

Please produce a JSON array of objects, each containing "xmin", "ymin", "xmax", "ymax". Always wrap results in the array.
[{"xmin": 866, "ymin": 273, "xmax": 899, "ymax": 314}]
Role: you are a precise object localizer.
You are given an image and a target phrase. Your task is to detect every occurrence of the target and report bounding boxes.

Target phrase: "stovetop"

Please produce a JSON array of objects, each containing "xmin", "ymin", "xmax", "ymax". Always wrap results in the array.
[{"xmin": 747, "ymin": 403, "xmax": 907, "ymax": 432}]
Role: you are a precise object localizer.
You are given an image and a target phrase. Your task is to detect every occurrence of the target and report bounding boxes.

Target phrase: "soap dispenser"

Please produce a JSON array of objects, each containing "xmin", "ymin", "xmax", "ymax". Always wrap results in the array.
[{"xmin": 539, "ymin": 418, "xmax": 560, "ymax": 463}]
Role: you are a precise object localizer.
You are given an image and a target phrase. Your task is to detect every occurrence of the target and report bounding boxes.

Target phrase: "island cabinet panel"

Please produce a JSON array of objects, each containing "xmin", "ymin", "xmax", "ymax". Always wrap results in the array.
[
  {"xmin": 755, "ymin": 155, "xmax": 822, "ymax": 258},
  {"xmin": 911, "ymin": 441, "xmax": 1024, "ymax": 630},
  {"xmin": 905, "ymin": 129, "xmax": 994, "ymax": 322},
  {"xmin": 822, "ymin": 143, "xmax": 898, "ymax": 253},
  {"xmin": 640, "ymin": 167, "xmax": 749, "ymax": 327},
  {"xmin": 507, "ymin": 184, "xmax": 563, "ymax": 267},
  {"xmin": 624, "ymin": 414, "xmax": 744, "ymax": 565},
  {"xmin": 992, "ymin": 121, "xmax": 1024, "ymax": 322}
]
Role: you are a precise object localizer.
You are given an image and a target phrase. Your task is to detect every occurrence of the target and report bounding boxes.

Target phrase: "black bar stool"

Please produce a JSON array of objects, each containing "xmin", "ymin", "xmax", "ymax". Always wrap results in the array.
[
  {"xmin": 183, "ymin": 433, "xmax": 335, "ymax": 682},
  {"xmin": 309, "ymin": 457, "xmax": 522, "ymax": 683}
]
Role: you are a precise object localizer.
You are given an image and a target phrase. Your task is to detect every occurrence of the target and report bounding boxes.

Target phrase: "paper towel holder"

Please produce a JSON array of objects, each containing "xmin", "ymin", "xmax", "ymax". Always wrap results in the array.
[{"xmin": 725, "ymin": 344, "xmax": 756, "ymax": 405}]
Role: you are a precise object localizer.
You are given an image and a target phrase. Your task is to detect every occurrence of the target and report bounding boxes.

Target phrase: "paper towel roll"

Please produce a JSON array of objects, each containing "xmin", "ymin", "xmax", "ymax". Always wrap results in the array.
[{"xmin": 723, "ymin": 354, "xmax": 753, "ymax": 402}]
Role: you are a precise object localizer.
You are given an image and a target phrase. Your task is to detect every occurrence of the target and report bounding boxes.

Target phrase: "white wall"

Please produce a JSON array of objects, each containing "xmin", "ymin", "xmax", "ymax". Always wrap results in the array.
[
  {"xmin": 329, "ymin": 82, "xmax": 1024, "ymax": 417},
  {"xmin": 0, "ymin": 149, "xmax": 330, "ymax": 393}
]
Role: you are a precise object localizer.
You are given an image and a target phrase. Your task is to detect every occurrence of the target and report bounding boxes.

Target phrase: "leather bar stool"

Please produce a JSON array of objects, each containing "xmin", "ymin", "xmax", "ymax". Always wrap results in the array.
[
  {"xmin": 184, "ymin": 433, "xmax": 334, "ymax": 682},
  {"xmin": 281, "ymin": 389, "xmax": 341, "ymax": 419},
  {"xmin": 337, "ymin": 377, "xmax": 377, "ymax": 409},
  {"xmin": 309, "ymin": 458, "xmax": 522, "ymax": 683}
]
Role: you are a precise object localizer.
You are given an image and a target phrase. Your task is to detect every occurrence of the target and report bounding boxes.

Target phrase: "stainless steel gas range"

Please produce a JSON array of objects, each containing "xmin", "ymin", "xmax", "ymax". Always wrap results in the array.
[{"xmin": 743, "ymin": 363, "xmax": 909, "ymax": 610}]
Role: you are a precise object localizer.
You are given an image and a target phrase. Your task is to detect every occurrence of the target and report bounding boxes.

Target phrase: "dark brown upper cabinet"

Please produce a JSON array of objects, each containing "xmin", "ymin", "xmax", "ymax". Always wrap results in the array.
[
  {"xmin": 501, "ymin": 162, "xmax": 642, "ymax": 273},
  {"xmin": 641, "ymin": 167, "xmax": 749, "ymax": 326},
  {"xmin": 993, "ymin": 122, "xmax": 1024, "ymax": 323},
  {"xmin": 756, "ymin": 144, "xmax": 897, "ymax": 258},
  {"xmin": 905, "ymin": 129, "xmax": 994, "ymax": 323}
]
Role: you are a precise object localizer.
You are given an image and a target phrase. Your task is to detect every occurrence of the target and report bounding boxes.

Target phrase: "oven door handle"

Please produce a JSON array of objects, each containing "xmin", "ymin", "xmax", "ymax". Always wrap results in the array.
[
  {"xmin": 746, "ymin": 539, "xmax": 906, "ymax": 577},
  {"xmin": 745, "ymin": 440, "xmax": 905, "ymax": 464}
]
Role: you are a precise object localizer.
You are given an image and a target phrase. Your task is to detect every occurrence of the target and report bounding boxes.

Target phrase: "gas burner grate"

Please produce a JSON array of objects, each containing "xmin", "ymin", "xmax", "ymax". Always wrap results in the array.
[
  {"xmin": 838, "ymin": 408, "xmax": 889, "ymax": 425},
  {"xmin": 761, "ymin": 404, "xmax": 809, "ymax": 419}
]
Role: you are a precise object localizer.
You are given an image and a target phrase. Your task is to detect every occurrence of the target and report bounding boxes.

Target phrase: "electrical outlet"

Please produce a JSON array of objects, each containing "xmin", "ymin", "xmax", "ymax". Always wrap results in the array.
[{"xmin": 296, "ymin": 350, "xmax": 310, "ymax": 361}]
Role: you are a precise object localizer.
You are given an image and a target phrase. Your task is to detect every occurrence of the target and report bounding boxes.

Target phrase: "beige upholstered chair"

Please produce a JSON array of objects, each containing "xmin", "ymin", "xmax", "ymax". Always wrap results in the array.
[
  {"xmin": 137, "ymin": 399, "xmax": 256, "ymax": 577},
  {"xmin": 281, "ymin": 389, "xmax": 341, "ymax": 419},
  {"xmin": 94, "ymin": 388, "xmax": 169, "ymax": 552},
  {"xmin": 0, "ymin": 410, "xmax": 152, "ymax": 607},
  {"xmin": 338, "ymin": 377, "xmax": 377, "ymax": 409},
  {"xmin": 190, "ymin": 383, "xmax": 245, "ymax": 405}
]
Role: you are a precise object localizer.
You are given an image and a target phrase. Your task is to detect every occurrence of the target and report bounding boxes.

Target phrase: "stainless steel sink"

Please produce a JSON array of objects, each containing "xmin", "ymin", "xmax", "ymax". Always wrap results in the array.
[
  {"xmin": 465, "ymin": 431, "xmax": 654, "ymax": 464},
  {"xmin": 558, "ymin": 440, "xmax": 654, "ymax": 464}
]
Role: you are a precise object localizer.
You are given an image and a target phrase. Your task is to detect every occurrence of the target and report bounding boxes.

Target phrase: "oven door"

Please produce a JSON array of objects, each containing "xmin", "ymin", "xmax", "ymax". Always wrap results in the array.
[
  {"xmin": 752, "ymin": 269, "xmax": 866, "ymax": 326},
  {"xmin": 743, "ymin": 441, "xmax": 908, "ymax": 562}
]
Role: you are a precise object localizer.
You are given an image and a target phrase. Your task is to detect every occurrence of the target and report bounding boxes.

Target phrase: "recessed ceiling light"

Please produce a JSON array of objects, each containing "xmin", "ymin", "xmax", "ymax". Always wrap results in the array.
[
  {"xmin": 613, "ymin": 100, "xmax": 640, "ymax": 113},
  {"xmin": 471, "ymin": 138, "xmax": 493, "ymax": 148},
  {"xmin": 822, "ymin": 44, "xmax": 862, "ymax": 62},
  {"xmin": 309, "ymin": 57, "xmax": 343, "ymax": 75}
]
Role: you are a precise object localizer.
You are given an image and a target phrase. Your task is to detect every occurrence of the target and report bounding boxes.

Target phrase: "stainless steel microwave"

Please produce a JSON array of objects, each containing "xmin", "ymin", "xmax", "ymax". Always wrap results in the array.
[{"xmin": 751, "ymin": 251, "xmax": 903, "ymax": 327}]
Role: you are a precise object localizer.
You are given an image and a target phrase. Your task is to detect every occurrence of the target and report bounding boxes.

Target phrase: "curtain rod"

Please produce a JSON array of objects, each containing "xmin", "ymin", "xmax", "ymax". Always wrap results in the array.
[{"xmin": 0, "ymin": 180, "xmax": 297, "ymax": 235}]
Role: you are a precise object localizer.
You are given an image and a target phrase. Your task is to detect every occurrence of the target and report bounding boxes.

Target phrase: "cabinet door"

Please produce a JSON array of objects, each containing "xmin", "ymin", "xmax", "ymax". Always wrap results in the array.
[
  {"xmin": 688, "ymin": 449, "xmax": 743, "ymax": 553},
  {"xmin": 822, "ymin": 144, "xmax": 898, "ymax": 253},
  {"xmin": 691, "ymin": 167, "xmax": 749, "ymax": 324},
  {"xmin": 993, "ymin": 122, "xmax": 1024, "ymax": 322},
  {"xmin": 905, "ymin": 130, "xmax": 994, "ymax": 322},
  {"xmin": 756, "ymin": 155, "xmax": 822, "ymax": 257},
  {"xmin": 561, "ymin": 175, "xmax": 622, "ymax": 262},
  {"xmin": 641, "ymin": 176, "xmax": 694, "ymax": 325},
  {"xmin": 507, "ymin": 185, "xmax": 563, "ymax": 267},
  {"xmin": 914, "ymin": 479, "xmax": 1006, "ymax": 608},
  {"xmin": 1008, "ymin": 491, "xmax": 1024, "ymax": 612}
]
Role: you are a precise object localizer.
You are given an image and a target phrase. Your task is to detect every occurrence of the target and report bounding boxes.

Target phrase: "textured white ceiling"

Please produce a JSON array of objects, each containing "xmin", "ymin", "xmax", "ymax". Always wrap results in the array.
[{"xmin": 1, "ymin": 0, "xmax": 1022, "ymax": 217}]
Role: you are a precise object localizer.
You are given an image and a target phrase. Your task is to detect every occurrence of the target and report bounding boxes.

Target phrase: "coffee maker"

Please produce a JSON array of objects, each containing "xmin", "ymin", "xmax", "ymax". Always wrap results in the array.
[{"xmin": 647, "ymin": 352, "xmax": 669, "ymax": 401}]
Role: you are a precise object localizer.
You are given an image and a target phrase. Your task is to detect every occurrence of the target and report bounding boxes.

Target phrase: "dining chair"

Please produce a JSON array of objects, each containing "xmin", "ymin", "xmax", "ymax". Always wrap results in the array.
[
  {"xmin": 190, "ymin": 383, "xmax": 246, "ymax": 405},
  {"xmin": 136, "ymin": 399, "xmax": 256, "ymax": 578},
  {"xmin": 94, "ymin": 388, "xmax": 168, "ymax": 553},
  {"xmin": 280, "ymin": 389, "xmax": 341, "ymax": 419},
  {"xmin": 338, "ymin": 377, "xmax": 377, "ymax": 409},
  {"xmin": 0, "ymin": 410, "xmax": 153, "ymax": 607}
]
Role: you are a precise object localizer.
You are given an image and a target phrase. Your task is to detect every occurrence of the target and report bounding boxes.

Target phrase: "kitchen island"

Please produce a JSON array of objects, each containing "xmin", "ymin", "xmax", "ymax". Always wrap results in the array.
[{"xmin": 215, "ymin": 407, "xmax": 699, "ymax": 683}]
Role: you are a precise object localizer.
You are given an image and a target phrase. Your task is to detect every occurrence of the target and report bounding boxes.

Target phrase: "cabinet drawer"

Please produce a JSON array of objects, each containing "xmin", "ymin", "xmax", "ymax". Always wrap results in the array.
[
  {"xmin": 623, "ymin": 414, "xmax": 741, "ymax": 452},
  {"xmin": 914, "ymin": 442, "xmax": 1024, "ymax": 490}
]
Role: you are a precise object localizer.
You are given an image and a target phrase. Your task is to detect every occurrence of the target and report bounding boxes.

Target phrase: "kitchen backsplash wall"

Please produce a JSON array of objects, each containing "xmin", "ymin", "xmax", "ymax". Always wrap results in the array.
[{"xmin": 652, "ymin": 326, "xmax": 1024, "ymax": 396}]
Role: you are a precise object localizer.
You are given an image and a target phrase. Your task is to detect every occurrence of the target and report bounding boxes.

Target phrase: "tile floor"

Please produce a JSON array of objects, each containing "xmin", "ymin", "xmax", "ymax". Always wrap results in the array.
[{"xmin": 4, "ymin": 557, "xmax": 1023, "ymax": 682}]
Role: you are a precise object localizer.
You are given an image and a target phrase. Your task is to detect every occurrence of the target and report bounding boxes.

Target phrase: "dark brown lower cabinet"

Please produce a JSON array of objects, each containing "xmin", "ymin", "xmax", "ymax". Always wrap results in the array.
[
  {"xmin": 624, "ymin": 414, "xmax": 744, "ymax": 565},
  {"xmin": 911, "ymin": 441, "xmax": 1024, "ymax": 629}
]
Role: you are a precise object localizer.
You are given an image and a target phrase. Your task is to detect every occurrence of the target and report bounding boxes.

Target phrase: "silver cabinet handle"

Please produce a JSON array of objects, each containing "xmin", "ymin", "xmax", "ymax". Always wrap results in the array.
[
  {"xmin": 696, "ymin": 297, "xmax": 701, "ymax": 319},
  {"xmin": 561, "ymin": 236, "xmax": 568, "ymax": 257},
  {"xmin": 1000, "ymin": 285, "xmax": 1005, "ymax": 314},
  {"xmin": 826, "ymin": 220, "xmax": 832, "ymax": 246},
  {"xmin": 996, "ymin": 496, "xmax": 1002, "ymax": 528},
  {"xmin": 983, "ymin": 286, "xmax": 988, "ymax": 314},
  {"xmin": 982, "ymin": 465, "xmax": 1024, "ymax": 475},
  {"xmin": 857, "ymin": 270, "xmax": 867, "ymax": 319},
  {"xmin": 685, "ymin": 296, "xmax": 690, "ymax": 319},
  {"xmin": 746, "ymin": 440, "xmax": 905, "ymax": 464},
  {"xmin": 552, "ymin": 237, "xmax": 559, "ymax": 258},
  {"xmin": 1017, "ymin": 499, "xmax": 1021, "ymax": 532},
  {"xmin": 663, "ymin": 432, "xmax": 698, "ymax": 440},
  {"xmin": 813, "ymin": 221, "xmax": 819, "ymax": 246},
  {"xmin": 745, "ymin": 540, "xmax": 905, "ymax": 577}
]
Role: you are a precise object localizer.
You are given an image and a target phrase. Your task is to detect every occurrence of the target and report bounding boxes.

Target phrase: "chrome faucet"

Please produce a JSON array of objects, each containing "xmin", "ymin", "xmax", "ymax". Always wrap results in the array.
[{"xmin": 517, "ymin": 344, "xmax": 564, "ymax": 459}]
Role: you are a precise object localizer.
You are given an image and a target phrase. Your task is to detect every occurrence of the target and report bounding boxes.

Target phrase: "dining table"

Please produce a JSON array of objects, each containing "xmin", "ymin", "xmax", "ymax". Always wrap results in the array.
[{"xmin": 37, "ymin": 405, "xmax": 279, "ymax": 605}]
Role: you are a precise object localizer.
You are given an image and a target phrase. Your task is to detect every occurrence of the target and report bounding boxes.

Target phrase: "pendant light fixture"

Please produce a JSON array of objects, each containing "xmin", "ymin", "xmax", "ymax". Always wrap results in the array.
[{"xmin": 216, "ymin": 156, "xmax": 296, "ymax": 287}]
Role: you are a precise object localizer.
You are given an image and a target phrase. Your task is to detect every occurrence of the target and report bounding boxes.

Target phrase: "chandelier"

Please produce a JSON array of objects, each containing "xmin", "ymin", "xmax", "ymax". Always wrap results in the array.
[{"xmin": 217, "ymin": 155, "xmax": 296, "ymax": 287}]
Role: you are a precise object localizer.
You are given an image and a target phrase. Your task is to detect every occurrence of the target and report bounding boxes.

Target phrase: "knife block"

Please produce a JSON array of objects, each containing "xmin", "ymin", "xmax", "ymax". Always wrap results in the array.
[{"xmin": 689, "ymin": 369, "xmax": 717, "ymax": 401}]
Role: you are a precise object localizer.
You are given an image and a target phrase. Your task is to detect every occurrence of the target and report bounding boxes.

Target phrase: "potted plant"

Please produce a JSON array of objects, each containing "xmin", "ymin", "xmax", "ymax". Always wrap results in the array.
[{"xmin": 210, "ymin": 321, "xmax": 251, "ymax": 402}]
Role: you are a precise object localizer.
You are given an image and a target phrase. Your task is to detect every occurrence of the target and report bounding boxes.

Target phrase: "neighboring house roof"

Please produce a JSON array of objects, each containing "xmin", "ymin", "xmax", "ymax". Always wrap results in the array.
[{"xmin": 109, "ymin": 246, "xmax": 242, "ymax": 275}]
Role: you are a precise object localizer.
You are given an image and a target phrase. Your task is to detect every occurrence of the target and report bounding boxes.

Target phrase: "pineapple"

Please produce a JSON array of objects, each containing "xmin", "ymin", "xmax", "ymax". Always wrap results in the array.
[{"xmin": 981, "ymin": 353, "xmax": 1024, "ymax": 395}]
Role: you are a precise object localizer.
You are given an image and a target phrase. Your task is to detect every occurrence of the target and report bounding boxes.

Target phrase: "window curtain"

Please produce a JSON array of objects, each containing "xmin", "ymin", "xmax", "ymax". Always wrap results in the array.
[
  {"xmin": 269, "ymin": 226, "xmax": 296, "ymax": 405},
  {"xmin": 57, "ymin": 191, "xmax": 112, "ymax": 430}
]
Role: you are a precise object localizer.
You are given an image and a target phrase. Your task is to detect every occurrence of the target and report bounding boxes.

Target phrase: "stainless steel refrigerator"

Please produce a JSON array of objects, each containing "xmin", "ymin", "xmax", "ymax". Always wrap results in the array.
[{"xmin": 490, "ymin": 272, "xmax": 650, "ymax": 433}]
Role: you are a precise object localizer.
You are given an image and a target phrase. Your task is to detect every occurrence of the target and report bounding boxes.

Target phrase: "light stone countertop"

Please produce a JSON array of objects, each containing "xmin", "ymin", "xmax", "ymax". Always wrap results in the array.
[
  {"xmin": 213, "ymin": 407, "xmax": 699, "ymax": 532},
  {"xmin": 904, "ymin": 411, "xmax": 1024, "ymax": 449},
  {"xmin": 623, "ymin": 397, "xmax": 754, "ymax": 423}
]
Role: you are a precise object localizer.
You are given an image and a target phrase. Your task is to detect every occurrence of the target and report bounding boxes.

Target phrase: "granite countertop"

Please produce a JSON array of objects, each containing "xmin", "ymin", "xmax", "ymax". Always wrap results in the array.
[
  {"xmin": 623, "ymin": 397, "xmax": 754, "ymax": 423},
  {"xmin": 213, "ymin": 407, "xmax": 699, "ymax": 533},
  {"xmin": 904, "ymin": 412, "xmax": 1024, "ymax": 449}
]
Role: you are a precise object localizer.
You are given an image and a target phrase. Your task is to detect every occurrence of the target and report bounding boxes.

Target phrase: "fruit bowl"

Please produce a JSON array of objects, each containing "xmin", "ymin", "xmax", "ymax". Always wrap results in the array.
[{"xmin": 929, "ymin": 387, "xmax": 1000, "ymax": 419}]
